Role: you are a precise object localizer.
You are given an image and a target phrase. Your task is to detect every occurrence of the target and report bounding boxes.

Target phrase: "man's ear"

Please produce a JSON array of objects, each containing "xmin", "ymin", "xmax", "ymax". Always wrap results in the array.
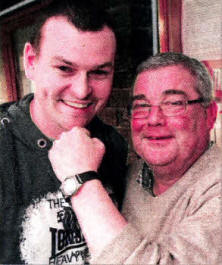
[
  {"xmin": 206, "ymin": 101, "xmax": 218, "ymax": 130},
  {"xmin": 23, "ymin": 42, "xmax": 37, "ymax": 80}
]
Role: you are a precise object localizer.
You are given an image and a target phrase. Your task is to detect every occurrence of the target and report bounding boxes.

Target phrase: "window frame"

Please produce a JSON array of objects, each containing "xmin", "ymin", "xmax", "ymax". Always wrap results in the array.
[{"xmin": 0, "ymin": 1, "xmax": 49, "ymax": 101}]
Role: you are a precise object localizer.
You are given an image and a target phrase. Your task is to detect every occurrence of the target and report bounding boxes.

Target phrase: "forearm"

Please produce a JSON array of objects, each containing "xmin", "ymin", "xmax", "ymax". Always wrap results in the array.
[
  {"xmin": 70, "ymin": 179, "xmax": 128, "ymax": 256},
  {"xmin": 90, "ymin": 191, "xmax": 222, "ymax": 264},
  {"xmin": 49, "ymin": 128, "xmax": 128, "ymax": 256}
]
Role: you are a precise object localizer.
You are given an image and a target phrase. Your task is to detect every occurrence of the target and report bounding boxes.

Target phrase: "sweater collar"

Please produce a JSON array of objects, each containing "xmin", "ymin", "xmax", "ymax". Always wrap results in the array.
[{"xmin": 6, "ymin": 93, "xmax": 104, "ymax": 153}]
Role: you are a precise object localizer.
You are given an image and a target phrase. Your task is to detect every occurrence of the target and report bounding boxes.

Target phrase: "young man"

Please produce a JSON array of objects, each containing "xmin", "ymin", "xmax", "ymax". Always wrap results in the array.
[
  {"xmin": 0, "ymin": 0, "xmax": 127, "ymax": 263},
  {"xmin": 50, "ymin": 52, "xmax": 222, "ymax": 264}
]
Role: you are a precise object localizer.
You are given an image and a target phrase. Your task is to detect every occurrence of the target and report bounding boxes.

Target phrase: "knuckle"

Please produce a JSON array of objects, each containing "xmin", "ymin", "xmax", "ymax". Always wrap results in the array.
[
  {"xmin": 79, "ymin": 127, "xmax": 91, "ymax": 137},
  {"xmin": 70, "ymin": 127, "xmax": 91, "ymax": 138},
  {"xmin": 59, "ymin": 131, "xmax": 67, "ymax": 139},
  {"xmin": 70, "ymin": 127, "xmax": 79, "ymax": 136},
  {"xmin": 93, "ymin": 138, "xmax": 105, "ymax": 150}
]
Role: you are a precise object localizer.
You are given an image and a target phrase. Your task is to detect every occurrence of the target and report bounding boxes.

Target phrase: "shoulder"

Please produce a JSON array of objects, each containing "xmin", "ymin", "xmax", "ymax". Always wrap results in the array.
[
  {"xmin": 0, "ymin": 101, "xmax": 15, "ymax": 120},
  {"xmin": 196, "ymin": 145, "xmax": 222, "ymax": 182},
  {"xmin": 0, "ymin": 100, "xmax": 20, "ymax": 153},
  {"xmin": 0, "ymin": 101, "xmax": 16, "ymax": 135},
  {"xmin": 185, "ymin": 145, "xmax": 222, "ymax": 209}
]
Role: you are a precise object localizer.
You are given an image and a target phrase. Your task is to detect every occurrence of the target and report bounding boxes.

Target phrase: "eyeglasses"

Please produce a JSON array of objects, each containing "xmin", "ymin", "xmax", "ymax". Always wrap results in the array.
[{"xmin": 130, "ymin": 98, "xmax": 204, "ymax": 118}]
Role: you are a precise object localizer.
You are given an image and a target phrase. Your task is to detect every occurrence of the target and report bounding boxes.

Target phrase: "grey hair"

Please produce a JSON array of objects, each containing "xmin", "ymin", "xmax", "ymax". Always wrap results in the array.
[{"xmin": 136, "ymin": 52, "xmax": 213, "ymax": 107}]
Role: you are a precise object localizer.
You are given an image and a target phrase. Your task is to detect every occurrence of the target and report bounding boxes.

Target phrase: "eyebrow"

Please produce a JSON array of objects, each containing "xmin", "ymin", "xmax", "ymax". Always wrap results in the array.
[
  {"xmin": 52, "ymin": 56, "xmax": 114, "ymax": 69},
  {"xmin": 163, "ymin": 89, "xmax": 187, "ymax": 96},
  {"xmin": 131, "ymin": 90, "xmax": 187, "ymax": 102},
  {"xmin": 94, "ymin": 62, "xmax": 114, "ymax": 69},
  {"xmin": 131, "ymin": 94, "xmax": 146, "ymax": 102}
]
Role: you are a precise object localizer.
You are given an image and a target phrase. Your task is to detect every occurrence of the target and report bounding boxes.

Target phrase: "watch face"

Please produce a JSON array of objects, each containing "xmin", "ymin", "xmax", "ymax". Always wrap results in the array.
[
  {"xmin": 61, "ymin": 172, "xmax": 99, "ymax": 198},
  {"xmin": 63, "ymin": 177, "xmax": 78, "ymax": 196}
]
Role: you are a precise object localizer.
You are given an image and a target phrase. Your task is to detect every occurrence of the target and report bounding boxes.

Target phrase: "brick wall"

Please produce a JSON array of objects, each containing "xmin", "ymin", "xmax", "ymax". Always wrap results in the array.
[{"xmin": 99, "ymin": 0, "xmax": 154, "ymax": 162}]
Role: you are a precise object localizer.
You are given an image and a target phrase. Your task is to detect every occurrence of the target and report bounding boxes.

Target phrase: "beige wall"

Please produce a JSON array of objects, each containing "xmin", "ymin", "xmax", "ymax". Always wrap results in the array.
[{"xmin": 0, "ymin": 28, "xmax": 9, "ymax": 103}]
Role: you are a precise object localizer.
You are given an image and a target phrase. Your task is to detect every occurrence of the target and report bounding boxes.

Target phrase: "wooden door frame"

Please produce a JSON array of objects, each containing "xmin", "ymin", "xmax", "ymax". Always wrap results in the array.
[
  {"xmin": 158, "ymin": 0, "xmax": 182, "ymax": 53},
  {"xmin": 0, "ymin": 1, "xmax": 50, "ymax": 101}
]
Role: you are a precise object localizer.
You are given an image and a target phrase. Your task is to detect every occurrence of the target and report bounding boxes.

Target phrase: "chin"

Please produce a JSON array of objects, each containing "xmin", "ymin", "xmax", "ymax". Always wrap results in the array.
[
  {"xmin": 64, "ymin": 122, "xmax": 88, "ymax": 131},
  {"xmin": 146, "ymin": 159, "xmax": 173, "ymax": 167},
  {"xmin": 64, "ymin": 116, "xmax": 93, "ymax": 129},
  {"xmin": 142, "ymin": 151, "xmax": 176, "ymax": 167}
]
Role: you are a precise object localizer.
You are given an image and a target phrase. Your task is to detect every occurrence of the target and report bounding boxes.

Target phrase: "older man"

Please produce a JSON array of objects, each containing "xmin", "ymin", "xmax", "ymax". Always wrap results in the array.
[{"xmin": 50, "ymin": 52, "xmax": 222, "ymax": 264}]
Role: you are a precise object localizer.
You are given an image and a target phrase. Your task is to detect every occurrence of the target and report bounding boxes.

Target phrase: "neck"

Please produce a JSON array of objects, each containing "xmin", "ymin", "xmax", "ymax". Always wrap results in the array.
[
  {"xmin": 30, "ymin": 99, "xmax": 62, "ymax": 140},
  {"xmin": 152, "ymin": 172, "xmax": 181, "ymax": 196}
]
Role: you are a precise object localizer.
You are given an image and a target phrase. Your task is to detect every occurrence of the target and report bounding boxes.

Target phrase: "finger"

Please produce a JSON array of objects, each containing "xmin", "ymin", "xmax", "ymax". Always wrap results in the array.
[
  {"xmin": 71, "ymin": 126, "xmax": 91, "ymax": 137},
  {"xmin": 92, "ymin": 138, "xmax": 105, "ymax": 152}
]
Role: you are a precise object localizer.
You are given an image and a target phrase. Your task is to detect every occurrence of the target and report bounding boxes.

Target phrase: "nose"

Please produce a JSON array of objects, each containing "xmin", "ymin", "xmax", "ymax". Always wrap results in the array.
[
  {"xmin": 146, "ymin": 105, "xmax": 165, "ymax": 126},
  {"xmin": 70, "ymin": 72, "xmax": 92, "ymax": 99}
]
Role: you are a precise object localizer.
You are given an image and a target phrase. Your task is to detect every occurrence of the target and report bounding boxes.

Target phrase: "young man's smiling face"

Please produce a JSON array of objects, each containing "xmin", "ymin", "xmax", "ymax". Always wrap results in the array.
[
  {"xmin": 131, "ymin": 65, "xmax": 216, "ymax": 175},
  {"xmin": 24, "ymin": 16, "xmax": 116, "ymax": 139}
]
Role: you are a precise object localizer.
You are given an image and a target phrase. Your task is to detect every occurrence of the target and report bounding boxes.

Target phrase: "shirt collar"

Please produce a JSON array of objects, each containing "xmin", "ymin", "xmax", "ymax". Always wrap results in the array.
[{"xmin": 136, "ymin": 161, "xmax": 155, "ymax": 196}]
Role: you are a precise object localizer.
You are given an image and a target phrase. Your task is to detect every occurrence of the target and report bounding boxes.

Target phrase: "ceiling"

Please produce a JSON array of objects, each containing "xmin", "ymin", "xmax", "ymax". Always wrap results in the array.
[{"xmin": 0, "ymin": 0, "xmax": 22, "ymax": 11}]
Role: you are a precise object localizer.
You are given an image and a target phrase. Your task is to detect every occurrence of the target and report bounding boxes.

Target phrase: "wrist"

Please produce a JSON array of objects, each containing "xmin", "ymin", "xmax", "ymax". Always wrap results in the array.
[
  {"xmin": 70, "ymin": 179, "xmax": 104, "ymax": 205},
  {"xmin": 60, "ymin": 171, "xmax": 100, "ymax": 199}
]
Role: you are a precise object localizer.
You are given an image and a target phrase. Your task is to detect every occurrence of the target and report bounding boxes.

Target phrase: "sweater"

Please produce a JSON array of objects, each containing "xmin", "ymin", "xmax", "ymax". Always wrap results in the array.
[
  {"xmin": 92, "ymin": 145, "xmax": 222, "ymax": 264},
  {"xmin": 0, "ymin": 94, "xmax": 127, "ymax": 264}
]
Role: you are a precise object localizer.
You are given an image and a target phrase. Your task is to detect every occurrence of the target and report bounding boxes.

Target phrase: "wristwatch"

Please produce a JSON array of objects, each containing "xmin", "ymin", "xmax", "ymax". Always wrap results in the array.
[{"xmin": 60, "ymin": 171, "xmax": 100, "ymax": 199}]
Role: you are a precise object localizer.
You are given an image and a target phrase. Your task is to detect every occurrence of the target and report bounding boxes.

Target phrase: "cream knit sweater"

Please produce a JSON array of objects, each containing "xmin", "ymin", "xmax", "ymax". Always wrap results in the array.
[{"xmin": 92, "ymin": 145, "xmax": 222, "ymax": 264}]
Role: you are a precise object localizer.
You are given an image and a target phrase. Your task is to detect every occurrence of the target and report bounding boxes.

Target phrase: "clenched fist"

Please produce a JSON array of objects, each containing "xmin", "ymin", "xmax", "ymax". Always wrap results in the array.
[{"xmin": 48, "ymin": 127, "xmax": 105, "ymax": 182}]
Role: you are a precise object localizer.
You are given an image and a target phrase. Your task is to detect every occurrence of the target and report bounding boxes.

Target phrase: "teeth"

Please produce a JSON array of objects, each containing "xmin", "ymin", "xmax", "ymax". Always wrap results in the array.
[{"xmin": 63, "ymin": 100, "xmax": 90, "ymax": 108}]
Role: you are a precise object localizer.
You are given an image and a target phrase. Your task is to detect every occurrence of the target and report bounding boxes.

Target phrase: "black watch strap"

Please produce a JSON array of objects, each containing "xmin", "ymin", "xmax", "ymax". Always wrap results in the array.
[
  {"xmin": 60, "ymin": 171, "xmax": 101, "ymax": 200},
  {"xmin": 75, "ymin": 171, "xmax": 100, "ymax": 184}
]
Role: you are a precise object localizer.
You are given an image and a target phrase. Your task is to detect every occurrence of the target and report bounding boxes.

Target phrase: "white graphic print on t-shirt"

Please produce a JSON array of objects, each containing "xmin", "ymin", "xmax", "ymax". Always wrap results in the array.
[{"xmin": 20, "ymin": 191, "xmax": 89, "ymax": 264}]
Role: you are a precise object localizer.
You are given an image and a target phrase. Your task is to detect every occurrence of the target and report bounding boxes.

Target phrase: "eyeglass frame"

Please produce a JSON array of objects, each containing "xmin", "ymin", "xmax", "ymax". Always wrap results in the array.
[{"xmin": 128, "ymin": 97, "xmax": 205, "ymax": 118}]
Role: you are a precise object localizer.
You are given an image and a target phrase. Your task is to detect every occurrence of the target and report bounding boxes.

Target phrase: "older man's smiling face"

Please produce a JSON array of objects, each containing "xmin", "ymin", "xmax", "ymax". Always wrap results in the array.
[{"xmin": 131, "ymin": 65, "xmax": 216, "ymax": 174}]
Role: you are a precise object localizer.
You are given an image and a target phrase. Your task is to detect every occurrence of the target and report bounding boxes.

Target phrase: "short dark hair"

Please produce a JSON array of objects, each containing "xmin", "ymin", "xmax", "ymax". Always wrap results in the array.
[
  {"xmin": 136, "ymin": 52, "xmax": 213, "ymax": 107},
  {"xmin": 29, "ymin": 0, "xmax": 115, "ymax": 54}
]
